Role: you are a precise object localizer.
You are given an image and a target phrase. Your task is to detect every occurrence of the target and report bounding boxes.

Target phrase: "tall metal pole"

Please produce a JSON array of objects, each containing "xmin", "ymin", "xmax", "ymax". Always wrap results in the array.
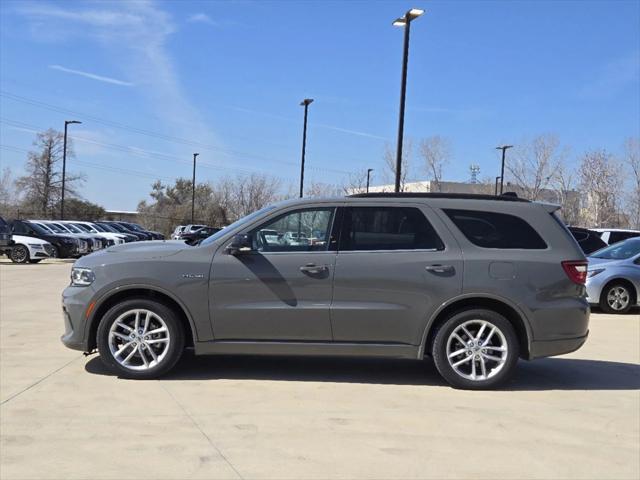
[
  {"xmin": 366, "ymin": 168, "xmax": 373, "ymax": 193},
  {"xmin": 494, "ymin": 176, "xmax": 501, "ymax": 196},
  {"xmin": 496, "ymin": 145, "xmax": 513, "ymax": 195},
  {"xmin": 299, "ymin": 98, "xmax": 313, "ymax": 198},
  {"xmin": 191, "ymin": 152, "xmax": 199, "ymax": 223},
  {"xmin": 61, "ymin": 120, "xmax": 81, "ymax": 220},
  {"xmin": 394, "ymin": 20, "xmax": 411, "ymax": 193}
]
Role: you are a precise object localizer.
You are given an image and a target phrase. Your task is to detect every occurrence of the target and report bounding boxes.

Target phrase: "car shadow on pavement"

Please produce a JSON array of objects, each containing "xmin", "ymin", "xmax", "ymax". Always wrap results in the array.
[{"xmin": 84, "ymin": 354, "xmax": 640, "ymax": 391}]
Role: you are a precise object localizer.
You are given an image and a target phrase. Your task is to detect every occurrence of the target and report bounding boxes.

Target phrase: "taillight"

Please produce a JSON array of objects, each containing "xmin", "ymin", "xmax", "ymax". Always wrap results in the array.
[{"xmin": 562, "ymin": 260, "xmax": 588, "ymax": 285}]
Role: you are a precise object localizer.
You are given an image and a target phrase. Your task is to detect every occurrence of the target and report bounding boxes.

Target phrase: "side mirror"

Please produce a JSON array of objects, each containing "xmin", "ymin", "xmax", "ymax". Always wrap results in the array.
[{"xmin": 226, "ymin": 233, "xmax": 253, "ymax": 255}]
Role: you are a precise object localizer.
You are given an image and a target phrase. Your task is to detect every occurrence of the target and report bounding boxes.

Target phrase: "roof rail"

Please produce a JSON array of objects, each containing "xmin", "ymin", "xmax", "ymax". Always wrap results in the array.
[{"xmin": 348, "ymin": 192, "xmax": 529, "ymax": 202}]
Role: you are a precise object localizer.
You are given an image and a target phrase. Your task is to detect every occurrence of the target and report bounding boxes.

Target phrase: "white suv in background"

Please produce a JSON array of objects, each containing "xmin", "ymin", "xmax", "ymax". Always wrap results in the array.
[{"xmin": 6, "ymin": 235, "xmax": 55, "ymax": 263}]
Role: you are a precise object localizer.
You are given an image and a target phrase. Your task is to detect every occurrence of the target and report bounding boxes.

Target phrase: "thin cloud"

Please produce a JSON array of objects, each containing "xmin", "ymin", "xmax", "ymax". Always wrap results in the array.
[
  {"xmin": 49, "ymin": 65, "xmax": 134, "ymax": 86},
  {"xmin": 18, "ymin": 1, "xmax": 217, "ymax": 150},
  {"xmin": 187, "ymin": 13, "xmax": 217, "ymax": 26},
  {"xmin": 579, "ymin": 51, "xmax": 640, "ymax": 99}
]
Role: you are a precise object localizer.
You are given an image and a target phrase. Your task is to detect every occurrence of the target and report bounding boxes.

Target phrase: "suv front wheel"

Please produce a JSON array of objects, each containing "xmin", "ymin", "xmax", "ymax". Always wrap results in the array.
[
  {"xmin": 432, "ymin": 309, "xmax": 519, "ymax": 390},
  {"xmin": 97, "ymin": 299, "xmax": 185, "ymax": 379}
]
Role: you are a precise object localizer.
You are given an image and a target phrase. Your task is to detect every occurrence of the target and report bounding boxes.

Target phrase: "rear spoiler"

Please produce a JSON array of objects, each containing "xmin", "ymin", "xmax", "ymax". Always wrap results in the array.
[{"xmin": 535, "ymin": 201, "xmax": 561, "ymax": 214}]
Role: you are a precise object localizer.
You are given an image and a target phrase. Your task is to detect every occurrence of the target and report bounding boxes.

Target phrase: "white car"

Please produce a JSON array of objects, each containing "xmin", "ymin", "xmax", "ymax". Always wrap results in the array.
[
  {"xmin": 282, "ymin": 231, "xmax": 309, "ymax": 246},
  {"xmin": 172, "ymin": 226, "xmax": 186, "ymax": 240},
  {"xmin": 65, "ymin": 221, "xmax": 127, "ymax": 245},
  {"xmin": 6, "ymin": 235, "xmax": 54, "ymax": 264}
]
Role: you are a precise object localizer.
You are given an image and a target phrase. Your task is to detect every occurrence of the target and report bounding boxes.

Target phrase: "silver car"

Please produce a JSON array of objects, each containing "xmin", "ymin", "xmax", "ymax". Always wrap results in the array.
[
  {"xmin": 586, "ymin": 238, "xmax": 640, "ymax": 313},
  {"xmin": 61, "ymin": 193, "xmax": 590, "ymax": 389}
]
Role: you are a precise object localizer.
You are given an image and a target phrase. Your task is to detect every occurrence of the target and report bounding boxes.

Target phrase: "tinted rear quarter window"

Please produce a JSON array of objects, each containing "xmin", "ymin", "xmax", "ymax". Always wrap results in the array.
[
  {"xmin": 444, "ymin": 209, "xmax": 547, "ymax": 249},
  {"xmin": 340, "ymin": 207, "xmax": 444, "ymax": 251}
]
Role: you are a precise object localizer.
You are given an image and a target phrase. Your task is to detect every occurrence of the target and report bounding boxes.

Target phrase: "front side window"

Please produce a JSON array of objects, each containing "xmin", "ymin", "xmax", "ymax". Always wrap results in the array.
[
  {"xmin": 339, "ymin": 207, "xmax": 444, "ymax": 251},
  {"xmin": 252, "ymin": 208, "xmax": 335, "ymax": 252},
  {"xmin": 443, "ymin": 209, "xmax": 547, "ymax": 249}
]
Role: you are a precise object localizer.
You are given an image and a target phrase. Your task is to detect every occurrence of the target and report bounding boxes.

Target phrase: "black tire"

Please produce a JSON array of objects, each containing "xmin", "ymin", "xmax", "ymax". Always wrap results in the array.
[
  {"xmin": 28, "ymin": 259, "xmax": 42, "ymax": 264},
  {"xmin": 9, "ymin": 245, "xmax": 30, "ymax": 264},
  {"xmin": 97, "ymin": 298, "xmax": 185, "ymax": 379},
  {"xmin": 599, "ymin": 282, "xmax": 634, "ymax": 314},
  {"xmin": 432, "ymin": 309, "xmax": 520, "ymax": 390}
]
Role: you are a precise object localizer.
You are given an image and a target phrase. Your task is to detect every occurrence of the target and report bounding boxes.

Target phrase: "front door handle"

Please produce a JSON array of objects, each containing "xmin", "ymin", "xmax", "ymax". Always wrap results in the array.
[
  {"xmin": 300, "ymin": 263, "xmax": 328, "ymax": 274},
  {"xmin": 425, "ymin": 264, "xmax": 454, "ymax": 274}
]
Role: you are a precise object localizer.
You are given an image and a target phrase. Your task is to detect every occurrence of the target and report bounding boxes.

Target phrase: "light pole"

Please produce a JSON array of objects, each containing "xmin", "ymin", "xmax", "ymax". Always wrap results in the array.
[
  {"xmin": 60, "ymin": 120, "xmax": 82, "ymax": 220},
  {"xmin": 496, "ymin": 145, "xmax": 513, "ymax": 195},
  {"xmin": 392, "ymin": 8, "xmax": 424, "ymax": 193},
  {"xmin": 494, "ymin": 176, "xmax": 501, "ymax": 196},
  {"xmin": 299, "ymin": 98, "xmax": 314, "ymax": 198},
  {"xmin": 366, "ymin": 168, "xmax": 374, "ymax": 193},
  {"xmin": 191, "ymin": 152, "xmax": 199, "ymax": 223}
]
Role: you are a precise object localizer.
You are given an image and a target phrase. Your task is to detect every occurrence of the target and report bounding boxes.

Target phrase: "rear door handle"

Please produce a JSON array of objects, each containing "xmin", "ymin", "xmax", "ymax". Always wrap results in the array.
[
  {"xmin": 425, "ymin": 264, "xmax": 454, "ymax": 273},
  {"xmin": 300, "ymin": 263, "xmax": 328, "ymax": 274}
]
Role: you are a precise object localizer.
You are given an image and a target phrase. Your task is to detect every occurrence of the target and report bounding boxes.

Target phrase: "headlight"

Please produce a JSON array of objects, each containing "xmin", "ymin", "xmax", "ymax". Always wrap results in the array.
[
  {"xmin": 71, "ymin": 267, "xmax": 95, "ymax": 286},
  {"xmin": 587, "ymin": 268, "xmax": 604, "ymax": 278},
  {"xmin": 62, "ymin": 238, "xmax": 75, "ymax": 244}
]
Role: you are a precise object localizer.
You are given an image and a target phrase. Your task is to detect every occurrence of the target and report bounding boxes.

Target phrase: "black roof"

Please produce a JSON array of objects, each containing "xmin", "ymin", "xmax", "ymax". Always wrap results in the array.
[{"xmin": 348, "ymin": 192, "xmax": 529, "ymax": 202}]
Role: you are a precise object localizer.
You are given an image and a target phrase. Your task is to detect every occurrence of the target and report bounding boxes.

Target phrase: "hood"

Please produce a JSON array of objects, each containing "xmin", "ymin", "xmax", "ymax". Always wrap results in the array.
[
  {"xmin": 104, "ymin": 239, "xmax": 187, "ymax": 258},
  {"xmin": 12, "ymin": 235, "xmax": 48, "ymax": 245}
]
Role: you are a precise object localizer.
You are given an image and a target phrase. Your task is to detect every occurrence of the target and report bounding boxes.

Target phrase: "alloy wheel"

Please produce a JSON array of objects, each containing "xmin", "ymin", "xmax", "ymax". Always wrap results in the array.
[
  {"xmin": 607, "ymin": 286, "xmax": 630, "ymax": 311},
  {"xmin": 108, "ymin": 309, "xmax": 171, "ymax": 371},
  {"xmin": 446, "ymin": 319, "xmax": 508, "ymax": 381},
  {"xmin": 10, "ymin": 246, "xmax": 28, "ymax": 263}
]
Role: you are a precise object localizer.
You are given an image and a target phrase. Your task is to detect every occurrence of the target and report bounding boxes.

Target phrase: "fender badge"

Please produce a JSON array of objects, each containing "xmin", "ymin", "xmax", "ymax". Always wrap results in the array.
[{"xmin": 181, "ymin": 273, "xmax": 204, "ymax": 279}]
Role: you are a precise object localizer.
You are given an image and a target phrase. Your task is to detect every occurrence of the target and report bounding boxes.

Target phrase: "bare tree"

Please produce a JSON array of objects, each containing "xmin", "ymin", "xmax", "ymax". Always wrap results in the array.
[
  {"xmin": 340, "ymin": 168, "xmax": 370, "ymax": 195},
  {"xmin": 215, "ymin": 174, "xmax": 282, "ymax": 221},
  {"xmin": 553, "ymin": 163, "xmax": 582, "ymax": 225},
  {"xmin": 305, "ymin": 181, "xmax": 341, "ymax": 198},
  {"xmin": 507, "ymin": 134, "xmax": 566, "ymax": 200},
  {"xmin": 624, "ymin": 137, "xmax": 640, "ymax": 229},
  {"xmin": 15, "ymin": 129, "xmax": 85, "ymax": 217},
  {"xmin": 419, "ymin": 135, "xmax": 451, "ymax": 192},
  {"xmin": 0, "ymin": 167, "xmax": 18, "ymax": 217},
  {"xmin": 578, "ymin": 149, "xmax": 624, "ymax": 228},
  {"xmin": 383, "ymin": 140, "xmax": 412, "ymax": 192}
]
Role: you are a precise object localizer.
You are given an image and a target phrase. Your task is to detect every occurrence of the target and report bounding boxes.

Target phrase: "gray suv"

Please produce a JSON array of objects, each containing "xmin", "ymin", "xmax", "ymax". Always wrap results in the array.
[{"xmin": 61, "ymin": 193, "xmax": 590, "ymax": 389}]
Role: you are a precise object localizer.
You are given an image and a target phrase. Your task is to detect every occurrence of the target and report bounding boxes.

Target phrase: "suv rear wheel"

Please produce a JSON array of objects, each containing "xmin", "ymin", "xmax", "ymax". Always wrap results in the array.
[
  {"xmin": 97, "ymin": 299, "xmax": 185, "ymax": 379},
  {"xmin": 432, "ymin": 309, "xmax": 519, "ymax": 390}
]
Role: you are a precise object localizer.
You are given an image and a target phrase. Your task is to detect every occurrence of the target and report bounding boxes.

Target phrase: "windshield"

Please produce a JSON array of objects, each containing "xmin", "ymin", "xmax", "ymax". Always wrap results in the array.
[
  {"xmin": 98, "ymin": 223, "xmax": 118, "ymax": 233},
  {"xmin": 72, "ymin": 223, "xmax": 92, "ymax": 232},
  {"xmin": 28, "ymin": 222, "xmax": 50, "ymax": 235},
  {"xmin": 64, "ymin": 223, "xmax": 84, "ymax": 233},
  {"xmin": 200, "ymin": 205, "xmax": 276, "ymax": 246},
  {"xmin": 590, "ymin": 238, "xmax": 640, "ymax": 260}
]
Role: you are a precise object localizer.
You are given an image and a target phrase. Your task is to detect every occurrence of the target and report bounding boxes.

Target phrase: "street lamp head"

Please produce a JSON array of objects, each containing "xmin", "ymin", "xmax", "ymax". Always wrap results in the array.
[
  {"xmin": 393, "ymin": 8, "xmax": 424, "ymax": 26},
  {"xmin": 496, "ymin": 145, "xmax": 514, "ymax": 150},
  {"xmin": 193, "ymin": 152, "xmax": 200, "ymax": 158},
  {"xmin": 65, "ymin": 120, "xmax": 82, "ymax": 125},
  {"xmin": 367, "ymin": 168, "xmax": 374, "ymax": 173},
  {"xmin": 300, "ymin": 98, "xmax": 314, "ymax": 106}
]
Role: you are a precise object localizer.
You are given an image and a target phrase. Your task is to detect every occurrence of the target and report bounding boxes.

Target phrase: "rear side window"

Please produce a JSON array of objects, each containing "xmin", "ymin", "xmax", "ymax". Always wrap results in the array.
[
  {"xmin": 609, "ymin": 231, "xmax": 640, "ymax": 244},
  {"xmin": 443, "ymin": 209, "xmax": 547, "ymax": 249},
  {"xmin": 340, "ymin": 207, "xmax": 444, "ymax": 251}
]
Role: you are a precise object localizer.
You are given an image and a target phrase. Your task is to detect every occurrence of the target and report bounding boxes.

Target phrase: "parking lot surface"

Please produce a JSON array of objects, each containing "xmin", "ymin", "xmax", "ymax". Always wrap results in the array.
[{"xmin": 1, "ymin": 260, "xmax": 639, "ymax": 480}]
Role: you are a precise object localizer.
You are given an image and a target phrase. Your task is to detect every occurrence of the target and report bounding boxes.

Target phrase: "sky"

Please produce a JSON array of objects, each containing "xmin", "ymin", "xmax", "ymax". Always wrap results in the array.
[{"xmin": 0, "ymin": 0, "xmax": 639, "ymax": 211}]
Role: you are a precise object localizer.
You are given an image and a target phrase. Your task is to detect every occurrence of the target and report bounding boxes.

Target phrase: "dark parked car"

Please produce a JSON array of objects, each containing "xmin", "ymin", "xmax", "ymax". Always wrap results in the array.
[
  {"xmin": 0, "ymin": 215, "xmax": 14, "ymax": 257},
  {"xmin": 568, "ymin": 226, "xmax": 607, "ymax": 255},
  {"xmin": 10, "ymin": 220, "xmax": 81, "ymax": 258},
  {"xmin": 180, "ymin": 226, "xmax": 222, "ymax": 245},
  {"xmin": 62, "ymin": 193, "xmax": 589, "ymax": 389},
  {"xmin": 119, "ymin": 221, "xmax": 165, "ymax": 240},
  {"xmin": 97, "ymin": 221, "xmax": 147, "ymax": 241},
  {"xmin": 92, "ymin": 222, "xmax": 137, "ymax": 242}
]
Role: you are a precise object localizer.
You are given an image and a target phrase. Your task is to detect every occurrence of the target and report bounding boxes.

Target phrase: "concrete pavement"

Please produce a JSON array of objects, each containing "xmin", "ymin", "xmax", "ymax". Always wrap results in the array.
[{"xmin": 1, "ymin": 261, "xmax": 639, "ymax": 479}]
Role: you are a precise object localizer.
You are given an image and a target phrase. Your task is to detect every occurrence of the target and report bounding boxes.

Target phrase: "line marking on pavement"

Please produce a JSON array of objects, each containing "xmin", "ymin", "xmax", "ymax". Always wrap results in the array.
[
  {"xmin": 0, "ymin": 355, "xmax": 80, "ymax": 406},
  {"xmin": 160, "ymin": 383, "xmax": 244, "ymax": 480}
]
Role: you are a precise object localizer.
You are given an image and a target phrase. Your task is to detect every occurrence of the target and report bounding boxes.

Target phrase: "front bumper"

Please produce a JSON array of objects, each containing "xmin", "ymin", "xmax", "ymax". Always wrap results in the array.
[{"xmin": 61, "ymin": 284, "xmax": 96, "ymax": 352}]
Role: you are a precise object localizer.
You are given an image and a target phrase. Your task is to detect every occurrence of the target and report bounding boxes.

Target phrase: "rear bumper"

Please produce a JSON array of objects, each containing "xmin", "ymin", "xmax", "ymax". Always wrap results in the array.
[{"xmin": 529, "ymin": 332, "xmax": 588, "ymax": 359}]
